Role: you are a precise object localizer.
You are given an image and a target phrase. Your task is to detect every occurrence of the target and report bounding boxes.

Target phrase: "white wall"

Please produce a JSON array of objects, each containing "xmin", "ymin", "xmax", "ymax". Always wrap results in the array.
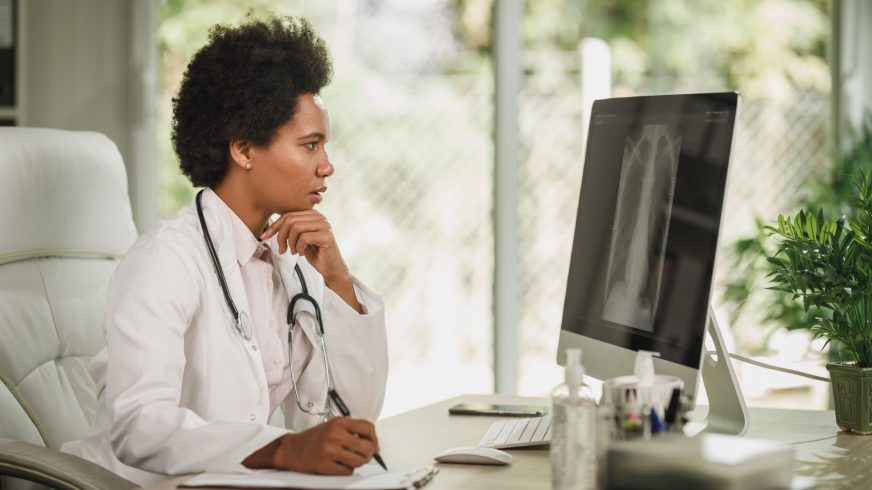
[{"xmin": 19, "ymin": 0, "xmax": 157, "ymax": 232}]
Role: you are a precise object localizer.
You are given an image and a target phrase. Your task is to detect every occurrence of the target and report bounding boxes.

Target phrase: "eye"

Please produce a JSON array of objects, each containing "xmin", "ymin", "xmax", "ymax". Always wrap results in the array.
[{"xmin": 304, "ymin": 142, "xmax": 318, "ymax": 151}]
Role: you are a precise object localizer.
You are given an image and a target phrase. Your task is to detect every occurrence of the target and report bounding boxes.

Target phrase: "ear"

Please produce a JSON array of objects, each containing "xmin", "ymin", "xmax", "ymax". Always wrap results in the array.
[{"xmin": 228, "ymin": 138, "xmax": 254, "ymax": 170}]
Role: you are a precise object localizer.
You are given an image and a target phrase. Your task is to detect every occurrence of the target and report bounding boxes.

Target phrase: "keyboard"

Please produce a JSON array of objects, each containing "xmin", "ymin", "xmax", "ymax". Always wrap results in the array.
[{"xmin": 478, "ymin": 415, "xmax": 552, "ymax": 449}]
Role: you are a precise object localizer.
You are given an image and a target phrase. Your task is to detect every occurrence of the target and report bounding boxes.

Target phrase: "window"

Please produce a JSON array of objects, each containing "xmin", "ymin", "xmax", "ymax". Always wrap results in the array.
[{"xmin": 159, "ymin": 0, "xmax": 833, "ymax": 413}]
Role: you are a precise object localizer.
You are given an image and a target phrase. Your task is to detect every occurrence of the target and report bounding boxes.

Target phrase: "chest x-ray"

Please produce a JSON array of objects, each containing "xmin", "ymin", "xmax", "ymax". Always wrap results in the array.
[{"xmin": 603, "ymin": 124, "xmax": 682, "ymax": 332}]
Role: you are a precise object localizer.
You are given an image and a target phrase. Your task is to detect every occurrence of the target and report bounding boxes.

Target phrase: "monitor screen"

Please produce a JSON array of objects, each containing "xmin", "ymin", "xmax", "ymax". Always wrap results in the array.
[{"xmin": 560, "ymin": 92, "xmax": 737, "ymax": 370}]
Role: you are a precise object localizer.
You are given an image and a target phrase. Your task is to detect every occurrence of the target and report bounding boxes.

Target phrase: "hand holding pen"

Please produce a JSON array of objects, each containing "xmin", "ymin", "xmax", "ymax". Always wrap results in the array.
[
  {"xmin": 329, "ymin": 389, "xmax": 388, "ymax": 471},
  {"xmin": 241, "ymin": 413, "xmax": 382, "ymax": 475}
]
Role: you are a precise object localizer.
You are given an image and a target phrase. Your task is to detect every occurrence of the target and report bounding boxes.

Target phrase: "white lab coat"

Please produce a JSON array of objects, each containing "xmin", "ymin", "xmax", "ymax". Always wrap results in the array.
[{"xmin": 62, "ymin": 188, "xmax": 388, "ymax": 486}]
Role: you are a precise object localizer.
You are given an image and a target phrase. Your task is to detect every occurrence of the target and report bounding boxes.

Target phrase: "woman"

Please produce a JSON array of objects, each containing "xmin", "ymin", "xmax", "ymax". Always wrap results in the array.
[{"xmin": 63, "ymin": 15, "xmax": 388, "ymax": 485}]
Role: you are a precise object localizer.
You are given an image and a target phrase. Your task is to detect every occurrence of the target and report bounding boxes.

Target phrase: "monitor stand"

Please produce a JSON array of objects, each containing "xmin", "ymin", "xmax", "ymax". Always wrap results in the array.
[{"xmin": 687, "ymin": 306, "xmax": 750, "ymax": 436}]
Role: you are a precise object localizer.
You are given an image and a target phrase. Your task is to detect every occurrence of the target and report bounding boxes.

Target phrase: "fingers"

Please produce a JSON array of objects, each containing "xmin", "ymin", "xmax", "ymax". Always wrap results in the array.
[
  {"xmin": 331, "ymin": 443, "xmax": 370, "ymax": 469},
  {"xmin": 279, "ymin": 218, "xmax": 326, "ymax": 255},
  {"xmin": 260, "ymin": 210, "xmax": 324, "ymax": 242},
  {"xmin": 275, "ymin": 418, "xmax": 379, "ymax": 475},
  {"xmin": 295, "ymin": 230, "xmax": 334, "ymax": 258},
  {"xmin": 284, "ymin": 221, "xmax": 327, "ymax": 255},
  {"xmin": 261, "ymin": 212, "xmax": 334, "ymax": 255},
  {"xmin": 327, "ymin": 418, "xmax": 378, "ymax": 470},
  {"xmin": 341, "ymin": 418, "xmax": 379, "ymax": 452},
  {"xmin": 339, "ymin": 431, "xmax": 376, "ymax": 460}
]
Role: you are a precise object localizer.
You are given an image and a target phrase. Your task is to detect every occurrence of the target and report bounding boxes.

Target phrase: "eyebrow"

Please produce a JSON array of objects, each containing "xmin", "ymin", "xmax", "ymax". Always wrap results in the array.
[{"xmin": 297, "ymin": 132, "xmax": 326, "ymax": 141}]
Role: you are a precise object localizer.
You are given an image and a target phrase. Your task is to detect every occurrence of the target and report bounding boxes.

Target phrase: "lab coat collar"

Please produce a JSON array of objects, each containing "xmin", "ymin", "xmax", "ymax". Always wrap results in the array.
[{"xmin": 203, "ymin": 189, "xmax": 266, "ymax": 267}]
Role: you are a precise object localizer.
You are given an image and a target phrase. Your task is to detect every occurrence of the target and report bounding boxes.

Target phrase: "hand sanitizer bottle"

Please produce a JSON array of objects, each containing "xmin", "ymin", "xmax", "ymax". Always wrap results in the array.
[{"xmin": 551, "ymin": 348, "xmax": 597, "ymax": 490}]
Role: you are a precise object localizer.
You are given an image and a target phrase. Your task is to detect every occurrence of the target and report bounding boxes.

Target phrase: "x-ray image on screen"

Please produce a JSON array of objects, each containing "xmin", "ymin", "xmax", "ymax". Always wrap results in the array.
[{"xmin": 602, "ymin": 124, "xmax": 682, "ymax": 332}]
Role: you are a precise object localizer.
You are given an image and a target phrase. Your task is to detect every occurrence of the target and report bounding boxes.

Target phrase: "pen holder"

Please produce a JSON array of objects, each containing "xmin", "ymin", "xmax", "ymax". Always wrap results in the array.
[{"xmin": 599, "ymin": 375, "xmax": 685, "ymax": 442}]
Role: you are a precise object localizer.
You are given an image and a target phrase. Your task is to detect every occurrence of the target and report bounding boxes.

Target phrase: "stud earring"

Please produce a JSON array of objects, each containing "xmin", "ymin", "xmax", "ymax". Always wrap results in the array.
[{"xmin": 245, "ymin": 163, "xmax": 252, "ymax": 170}]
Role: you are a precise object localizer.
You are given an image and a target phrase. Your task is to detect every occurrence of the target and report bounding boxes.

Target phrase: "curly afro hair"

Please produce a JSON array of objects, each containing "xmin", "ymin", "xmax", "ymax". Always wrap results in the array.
[{"xmin": 172, "ymin": 15, "xmax": 333, "ymax": 188}]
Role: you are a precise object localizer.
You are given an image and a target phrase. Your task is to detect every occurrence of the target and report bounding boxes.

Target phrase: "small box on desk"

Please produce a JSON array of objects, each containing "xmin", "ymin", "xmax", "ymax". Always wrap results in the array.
[{"xmin": 605, "ymin": 433, "xmax": 794, "ymax": 490}]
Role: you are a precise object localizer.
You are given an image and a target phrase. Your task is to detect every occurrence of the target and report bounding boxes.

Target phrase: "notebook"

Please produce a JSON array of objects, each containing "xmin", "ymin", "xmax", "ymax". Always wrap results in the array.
[{"xmin": 181, "ymin": 464, "xmax": 438, "ymax": 490}]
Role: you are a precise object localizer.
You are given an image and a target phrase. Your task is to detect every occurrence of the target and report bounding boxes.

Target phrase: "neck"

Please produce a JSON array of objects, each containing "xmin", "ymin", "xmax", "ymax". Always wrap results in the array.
[{"xmin": 212, "ymin": 182, "xmax": 270, "ymax": 238}]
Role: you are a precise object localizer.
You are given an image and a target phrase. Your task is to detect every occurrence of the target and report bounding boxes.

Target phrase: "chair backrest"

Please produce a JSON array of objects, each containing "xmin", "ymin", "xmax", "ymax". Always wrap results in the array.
[{"xmin": 0, "ymin": 127, "xmax": 138, "ymax": 451}]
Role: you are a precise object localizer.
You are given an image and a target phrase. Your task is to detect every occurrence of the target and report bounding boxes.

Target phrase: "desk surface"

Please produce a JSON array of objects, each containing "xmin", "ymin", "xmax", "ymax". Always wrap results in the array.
[{"xmin": 146, "ymin": 394, "xmax": 872, "ymax": 490}]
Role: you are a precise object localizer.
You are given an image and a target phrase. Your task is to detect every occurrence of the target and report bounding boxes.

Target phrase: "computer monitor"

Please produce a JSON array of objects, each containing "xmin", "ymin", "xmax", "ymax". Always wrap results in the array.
[{"xmin": 556, "ymin": 92, "xmax": 742, "ymax": 431}]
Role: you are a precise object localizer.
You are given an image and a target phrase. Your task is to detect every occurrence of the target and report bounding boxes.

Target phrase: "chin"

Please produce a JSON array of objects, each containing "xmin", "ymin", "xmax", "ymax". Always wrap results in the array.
[{"xmin": 276, "ymin": 201, "xmax": 313, "ymax": 214}]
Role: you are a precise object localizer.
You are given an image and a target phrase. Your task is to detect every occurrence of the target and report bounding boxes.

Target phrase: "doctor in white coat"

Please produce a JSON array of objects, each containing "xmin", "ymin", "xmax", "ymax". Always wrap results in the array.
[{"xmin": 63, "ymin": 16, "xmax": 388, "ymax": 486}]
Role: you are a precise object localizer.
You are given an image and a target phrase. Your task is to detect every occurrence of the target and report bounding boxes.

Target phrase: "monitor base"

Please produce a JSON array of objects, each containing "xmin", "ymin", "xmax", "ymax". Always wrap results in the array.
[{"xmin": 690, "ymin": 306, "xmax": 749, "ymax": 436}]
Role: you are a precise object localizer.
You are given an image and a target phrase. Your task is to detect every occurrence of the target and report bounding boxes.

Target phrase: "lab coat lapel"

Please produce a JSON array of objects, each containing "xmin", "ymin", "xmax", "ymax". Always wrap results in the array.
[
  {"xmin": 215, "ymin": 242, "xmax": 253, "ymax": 334},
  {"xmin": 200, "ymin": 190, "xmax": 267, "ymax": 384},
  {"xmin": 213, "ymin": 233, "xmax": 274, "ymax": 412},
  {"xmin": 200, "ymin": 189, "xmax": 256, "ymax": 332}
]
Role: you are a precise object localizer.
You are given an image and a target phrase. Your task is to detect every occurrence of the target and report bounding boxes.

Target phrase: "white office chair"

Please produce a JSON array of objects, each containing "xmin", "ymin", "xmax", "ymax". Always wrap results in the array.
[{"xmin": 0, "ymin": 127, "xmax": 138, "ymax": 489}]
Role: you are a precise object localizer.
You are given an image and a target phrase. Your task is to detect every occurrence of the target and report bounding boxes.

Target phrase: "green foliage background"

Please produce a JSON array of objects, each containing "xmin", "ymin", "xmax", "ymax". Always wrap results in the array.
[
  {"xmin": 158, "ymin": 0, "xmax": 829, "ymax": 217},
  {"xmin": 725, "ymin": 126, "xmax": 872, "ymax": 359}
]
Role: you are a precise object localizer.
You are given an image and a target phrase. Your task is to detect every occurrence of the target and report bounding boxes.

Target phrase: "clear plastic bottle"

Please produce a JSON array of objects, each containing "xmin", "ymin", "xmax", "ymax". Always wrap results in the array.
[{"xmin": 551, "ymin": 348, "xmax": 598, "ymax": 490}]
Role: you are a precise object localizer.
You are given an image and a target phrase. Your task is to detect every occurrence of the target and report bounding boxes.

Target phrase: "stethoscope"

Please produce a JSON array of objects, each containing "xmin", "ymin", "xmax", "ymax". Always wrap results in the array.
[{"xmin": 195, "ymin": 189, "xmax": 334, "ymax": 418}]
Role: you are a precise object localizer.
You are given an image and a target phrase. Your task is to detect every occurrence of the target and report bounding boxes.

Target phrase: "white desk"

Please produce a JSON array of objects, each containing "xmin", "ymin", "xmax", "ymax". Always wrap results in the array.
[{"xmin": 146, "ymin": 393, "xmax": 872, "ymax": 489}]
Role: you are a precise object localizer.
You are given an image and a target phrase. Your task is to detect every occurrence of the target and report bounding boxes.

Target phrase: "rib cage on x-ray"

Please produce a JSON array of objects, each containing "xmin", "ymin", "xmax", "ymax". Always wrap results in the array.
[{"xmin": 603, "ymin": 124, "xmax": 682, "ymax": 332}]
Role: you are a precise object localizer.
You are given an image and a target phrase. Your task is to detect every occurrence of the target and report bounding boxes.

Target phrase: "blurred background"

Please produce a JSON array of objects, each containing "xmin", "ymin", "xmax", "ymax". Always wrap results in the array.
[{"xmin": 6, "ymin": 0, "xmax": 871, "ymax": 417}]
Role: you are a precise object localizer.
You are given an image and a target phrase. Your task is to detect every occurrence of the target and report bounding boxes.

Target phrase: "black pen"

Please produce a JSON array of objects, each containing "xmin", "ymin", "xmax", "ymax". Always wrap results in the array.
[
  {"xmin": 665, "ymin": 387, "xmax": 681, "ymax": 425},
  {"xmin": 328, "ymin": 389, "xmax": 388, "ymax": 471}
]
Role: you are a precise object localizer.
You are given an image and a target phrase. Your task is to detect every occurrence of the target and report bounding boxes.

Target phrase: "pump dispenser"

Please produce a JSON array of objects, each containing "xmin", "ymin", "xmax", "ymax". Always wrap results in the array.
[
  {"xmin": 551, "ymin": 349, "xmax": 597, "ymax": 490},
  {"xmin": 634, "ymin": 350, "xmax": 661, "ymax": 386},
  {"xmin": 565, "ymin": 348, "xmax": 584, "ymax": 397}
]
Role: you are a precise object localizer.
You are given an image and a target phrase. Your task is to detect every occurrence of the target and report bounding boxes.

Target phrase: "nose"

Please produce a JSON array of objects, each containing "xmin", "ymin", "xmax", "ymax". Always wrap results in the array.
[{"xmin": 317, "ymin": 152, "xmax": 334, "ymax": 178}]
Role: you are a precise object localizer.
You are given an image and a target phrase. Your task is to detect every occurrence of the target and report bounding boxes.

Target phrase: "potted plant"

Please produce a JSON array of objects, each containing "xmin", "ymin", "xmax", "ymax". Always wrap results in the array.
[{"xmin": 765, "ymin": 171, "xmax": 872, "ymax": 433}]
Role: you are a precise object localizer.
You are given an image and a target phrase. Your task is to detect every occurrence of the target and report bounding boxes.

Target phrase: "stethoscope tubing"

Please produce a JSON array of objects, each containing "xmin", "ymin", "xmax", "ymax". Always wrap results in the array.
[
  {"xmin": 196, "ymin": 189, "xmax": 333, "ymax": 417},
  {"xmin": 289, "ymin": 265, "xmax": 325, "ymax": 336},
  {"xmin": 196, "ymin": 189, "xmax": 252, "ymax": 341}
]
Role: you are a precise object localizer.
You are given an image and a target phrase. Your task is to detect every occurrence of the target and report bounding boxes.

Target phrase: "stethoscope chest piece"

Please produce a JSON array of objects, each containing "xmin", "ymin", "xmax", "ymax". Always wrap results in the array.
[{"xmin": 237, "ymin": 311, "xmax": 253, "ymax": 341}]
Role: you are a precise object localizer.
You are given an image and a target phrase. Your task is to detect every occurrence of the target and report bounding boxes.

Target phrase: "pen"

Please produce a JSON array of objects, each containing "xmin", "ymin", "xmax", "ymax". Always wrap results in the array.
[
  {"xmin": 665, "ymin": 387, "xmax": 681, "ymax": 427},
  {"xmin": 328, "ymin": 388, "xmax": 388, "ymax": 471}
]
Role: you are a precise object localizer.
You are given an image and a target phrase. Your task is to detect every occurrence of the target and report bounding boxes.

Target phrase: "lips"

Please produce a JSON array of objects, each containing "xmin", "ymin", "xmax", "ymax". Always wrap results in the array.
[{"xmin": 308, "ymin": 185, "xmax": 327, "ymax": 204}]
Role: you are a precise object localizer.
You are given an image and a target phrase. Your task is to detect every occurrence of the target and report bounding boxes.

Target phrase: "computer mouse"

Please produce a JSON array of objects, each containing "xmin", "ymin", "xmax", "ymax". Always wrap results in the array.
[{"xmin": 433, "ymin": 446, "xmax": 513, "ymax": 465}]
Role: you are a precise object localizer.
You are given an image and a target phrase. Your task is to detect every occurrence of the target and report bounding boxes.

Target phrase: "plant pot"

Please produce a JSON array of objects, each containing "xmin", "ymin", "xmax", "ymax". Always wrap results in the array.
[{"xmin": 826, "ymin": 362, "xmax": 872, "ymax": 434}]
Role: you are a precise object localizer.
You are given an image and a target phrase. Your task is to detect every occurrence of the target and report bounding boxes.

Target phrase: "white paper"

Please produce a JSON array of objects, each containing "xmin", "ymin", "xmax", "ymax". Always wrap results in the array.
[{"xmin": 182, "ymin": 464, "xmax": 435, "ymax": 490}]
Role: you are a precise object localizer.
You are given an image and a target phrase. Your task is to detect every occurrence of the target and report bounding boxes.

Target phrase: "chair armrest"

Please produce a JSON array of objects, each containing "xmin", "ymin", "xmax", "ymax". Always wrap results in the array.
[{"xmin": 0, "ymin": 438, "xmax": 137, "ymax": 490}]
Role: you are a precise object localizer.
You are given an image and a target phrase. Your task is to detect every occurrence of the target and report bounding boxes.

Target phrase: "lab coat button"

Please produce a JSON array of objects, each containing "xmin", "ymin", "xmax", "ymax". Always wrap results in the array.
[
  {"xmin": 273, "ymin": 360, "xmax": 280, "ymax": 366},
  {"xmin": 251, "ymin": 345, "xmax": 257, "ymax": 351},
  {"xmin": 249, "ymin": 413, "xmax": 256, "ymax": 421}
]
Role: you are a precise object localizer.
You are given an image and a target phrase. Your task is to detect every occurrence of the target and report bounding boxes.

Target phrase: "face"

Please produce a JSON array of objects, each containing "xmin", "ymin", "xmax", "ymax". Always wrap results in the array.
[{"xmin": 247, "ymin": 93, "xmax": 334, "ymax": 214}]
